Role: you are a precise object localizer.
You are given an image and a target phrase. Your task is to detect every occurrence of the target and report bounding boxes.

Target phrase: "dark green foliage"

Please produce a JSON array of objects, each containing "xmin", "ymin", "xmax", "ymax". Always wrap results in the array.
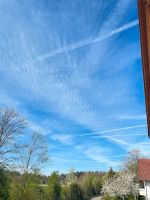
[
  {"xmin": 0, "ymin": 169, "xmax": 107, "ymax": 200},
  {"xmin": 61, "ymin": 183, "xmax": 83, "ymax": 200},
  {"xmin": 102, "ymin": 194, "xmax": 137, "ymax": 200},
  {"xmin": 61, "ymin": 185, "xmax": 71, "ymax": 200},
  {"xmin": 107, "ymin": 167, "xmax": 116, "ymax": 179},
  {"xmin": 9, "ymin": 171, "xmax": 46, "ymax": 200},
  {"xmin": 6, "ymin": 170, "xmax": 107, "ymax": 200},
  {"xmin": 0, "ymin": 168, "xmax": 9, "ymax": 200},
  {"xmin": 92, "ymin": 175, "xmax": 102, "ymax": 195},
  {"xmin": 47, "ymin": 172, "xmax": 61, "ymax": 200},
  {"xmin": 79, "ymin": 173, "xmax": 103, "ymax": 199},
  {"xmin": 102, "ymin": 194, "xmax": 119, "ymax": 200},
  {"xmin": 126, "ymin": 195, "xmax": 135, "ymax": 200},
  {"xmin": 9, "ymin": 183, "xmax": 24, "ymax": 200},
  {"xmin": 80, "ymin": 174, "xmax": 95, "ymax": 199},
  {"xmin": 70, "ymin": 183, "xmax": 83, "ymax": 200},
  {"xmin": 138, "ymin": 196, "xmax": 145, "ymax": 200}
]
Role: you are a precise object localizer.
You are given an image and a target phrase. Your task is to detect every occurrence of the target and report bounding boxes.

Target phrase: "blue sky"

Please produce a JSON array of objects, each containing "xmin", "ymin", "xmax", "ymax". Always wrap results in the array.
[{"xmin": 0, "ymin": 0, "xmax": 149, "ymax": 174}]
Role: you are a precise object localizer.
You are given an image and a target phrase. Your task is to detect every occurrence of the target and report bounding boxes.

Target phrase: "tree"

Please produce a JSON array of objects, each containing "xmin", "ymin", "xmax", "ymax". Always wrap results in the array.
[
  {"xmin": 92, "ymin": 175, "xmax": 103, "ymax": 196},
  {"xmin": 122, "ymin": 149, "xmax": 142, "ymax": 175},
  {"xmin": 107, "ymin": 167, "xmax": 116, "ymax": 179},
  {"xmin": 0, "ymin": 107, "xmax": 27, "ymax": 167},
  {"xmin": 15, "ymin": 132, "xmax": 49, "ymax": 189},
  {"xmin": 61, "ymin": 185, "xmax": 71, "ymax": 200},
  {"xmin": 0, "ymin": 168, "xmax": 9, "ymax": 200},
  {"xmin": 47, "ymin": 172, "xmax": 61, "ymax": 200},
  {"xmin": 9, "ymin": 182, "xmax": 23, "ymax": 200},
  {"xmin": 102, "ymin": 171, "xmax": 139, "ymax": 200},
  {"xmin": 61, "ymin": 183, "xmax": 83, "ymax": 200},
  {"xmin": 66, "ymin": 167, "xmax": 77, "ymax": 185},
  {"xmin": 70, "ymin": 183, "xmax": 83, "ymax": 200},
  {"xmin": 80, "ymin": 174, "xmax": 95, "ymax": 199},
  {"xmin": 21, "ymin": 172, "xmax": 43, "ymax": 200},
  {"xmin": 9, "ymin": 170, "xmax": 45, "ymax": 200}
]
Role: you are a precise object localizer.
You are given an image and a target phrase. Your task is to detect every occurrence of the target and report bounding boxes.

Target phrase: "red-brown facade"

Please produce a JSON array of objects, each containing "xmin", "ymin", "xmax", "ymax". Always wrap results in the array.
[{"xmin": 138, "ymin": 0, "xmax": 150, "ymax": 137}]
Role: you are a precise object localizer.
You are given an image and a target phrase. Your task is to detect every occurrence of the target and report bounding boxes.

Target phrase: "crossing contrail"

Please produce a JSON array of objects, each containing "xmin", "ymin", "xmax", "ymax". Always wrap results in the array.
[
  {"xmin": 68, "ymin": 124, "xmax": 147, "ymax": 137},
  {"xmin": 34, "ymin": 19, "xmax": 138, "ymax": 63},
  {"xmin": 90, "ymin": 133, "xmax": 146, "ymax": 138},
  {"xmin": 79, "ymin": 124, "xmax": 146, "ymax": 137}
]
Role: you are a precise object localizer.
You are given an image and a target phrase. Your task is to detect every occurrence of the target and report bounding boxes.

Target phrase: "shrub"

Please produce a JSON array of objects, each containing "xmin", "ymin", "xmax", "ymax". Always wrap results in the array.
[
  {"xmin": 70, "ymin": 183, "xmax": 83, "ymax": 200},
  {"xmin": 138, "ymin": 196, "xmax": 145, "ymax": 200},
  {"xmin": 102, "ymin": 194, "xmax": 119, "ymax": 200}
]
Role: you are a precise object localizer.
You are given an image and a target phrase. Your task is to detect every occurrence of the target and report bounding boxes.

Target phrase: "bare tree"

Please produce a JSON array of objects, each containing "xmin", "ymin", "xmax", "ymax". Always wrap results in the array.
[
  {"xmin": 122, "ymin": 149, "xmax": 142, "ymax": 173},
  {"xmin": 121, "ymin": 149, "xmax": 143, "ymax": 183},
  {"xmin": 15, "ymin": 131, "xmax": 49, "ymax": 188},
  {"xmin": 0, "ymin": 107, "xmax": 27, "ymax": 167}
]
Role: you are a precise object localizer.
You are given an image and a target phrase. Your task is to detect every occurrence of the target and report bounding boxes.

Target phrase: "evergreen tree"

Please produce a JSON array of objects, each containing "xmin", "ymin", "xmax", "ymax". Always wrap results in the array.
[
  {"xmin": 47, "ymin": 172, "xmax": 61, "ymax": 200},
  {"xmin": 0, "ymin": 168, "xmax": 9, "ymax": 200},
  {"xmin": 107, "ymin": 167, "xmax": 115, "ymax": 179},
  {"xmin": 70, "ymin": 183, "xmax": 83, "ymax": 200}
]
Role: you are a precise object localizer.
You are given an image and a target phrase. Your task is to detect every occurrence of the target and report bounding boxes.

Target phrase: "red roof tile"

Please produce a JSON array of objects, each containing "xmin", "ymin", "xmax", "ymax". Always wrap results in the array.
[{"xmin": 138, "ymin": 159, "xmax": 150, "ymax": 181}]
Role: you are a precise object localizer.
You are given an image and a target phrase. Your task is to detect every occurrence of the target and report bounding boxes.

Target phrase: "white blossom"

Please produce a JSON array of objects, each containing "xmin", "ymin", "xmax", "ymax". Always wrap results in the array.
[{"xmin": 102, "ymin": 171, "xmax": 139, "ymax": 199}]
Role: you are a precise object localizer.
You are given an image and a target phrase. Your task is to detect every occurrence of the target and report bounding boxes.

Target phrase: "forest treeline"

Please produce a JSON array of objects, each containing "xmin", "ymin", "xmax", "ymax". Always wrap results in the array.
[{"xmin": 1, "ymin": 168, "xmax": 115, "ymax": 200}]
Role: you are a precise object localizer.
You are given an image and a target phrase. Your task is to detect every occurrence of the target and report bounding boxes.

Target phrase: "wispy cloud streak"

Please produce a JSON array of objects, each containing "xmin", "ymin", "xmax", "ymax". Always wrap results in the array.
[{"xmin": 34, "ymin": 19, "xmax": 138, "ymax": 62}]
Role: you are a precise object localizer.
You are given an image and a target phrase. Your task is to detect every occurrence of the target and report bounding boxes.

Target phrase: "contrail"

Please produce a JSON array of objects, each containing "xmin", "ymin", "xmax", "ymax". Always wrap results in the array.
[
  {"xmin": 84, "ymin": 124, "xmax": 146, "ymax": 136},
  {"xmin": 90, "ymin": 133, "xmax": 146, "ymax": 139},
  {"xmin": 34, "ymin": 19, "xmax": 138, "ymax": 63},
  {"xmin": 68, "ymin": 124, "xmax": 147, "ymax": 138}
]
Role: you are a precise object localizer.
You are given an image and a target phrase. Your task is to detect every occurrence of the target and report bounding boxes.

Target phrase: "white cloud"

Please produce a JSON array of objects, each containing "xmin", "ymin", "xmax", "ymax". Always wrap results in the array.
[
  {"xmin": 52, "ymin": 156, "xmax": 84, "ymax": 163},
  {"xmin": 51, "ymin": 134, "xmax": 74, "ymax": 145},
  {"xmin": 29, "ymin": 122, "xmax": 46, "ymax": 134},
  {"xmin": 127, "ymin": 141, "xmax": 150, "ymax": 157},
  {"xmin": 0, "ymin": 89, "xmax": 19, "ymax": 108},
  {"xmin": 83, "ymin": 145, "xmax": 120, "ymax": 167},
  {"xmin": 117, "ymin": 114, "xmax": 146, "ymax": 120}
]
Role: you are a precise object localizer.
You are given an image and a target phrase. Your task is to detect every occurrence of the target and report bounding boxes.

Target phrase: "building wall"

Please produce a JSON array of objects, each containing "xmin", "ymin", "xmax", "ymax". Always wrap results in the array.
[
  {"xmin": 145, "ymin": 181, "xmax": 150, "ymax": 200},
  {"xmin": 139, "ymin": 181, "xmax": 150, "ymax": 200}
]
